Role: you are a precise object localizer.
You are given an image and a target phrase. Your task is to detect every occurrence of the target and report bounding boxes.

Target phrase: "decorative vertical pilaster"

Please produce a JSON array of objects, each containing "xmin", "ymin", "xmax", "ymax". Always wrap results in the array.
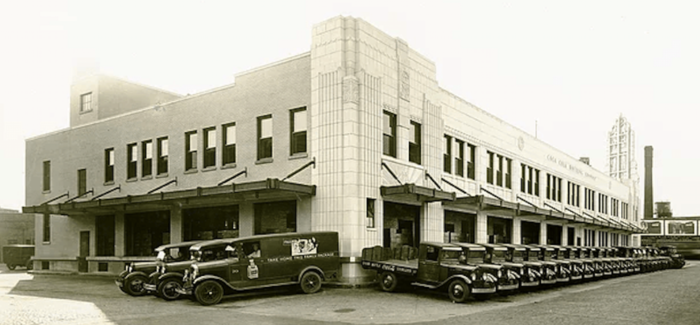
[
  {"xmin": 540, "ymin": 222, "xmax": 548, "ymax": 245},
  {"xmin": 476, "ymin": 211, "xmax": 488, "ymax": 243},
  {"xmin": 170, "ymin": 207, "xmax": 182, "ymax": 244},
  {"xmin": 511, "ymin": 218, "xmax": 522, "ymax": 244},
  {"xmin": 561, "ymin": 226, "xmax": 569, "ymax": 245},
  {"xmin": 114, "ymin": 212, "xmax": 125, "ymax": 256}
]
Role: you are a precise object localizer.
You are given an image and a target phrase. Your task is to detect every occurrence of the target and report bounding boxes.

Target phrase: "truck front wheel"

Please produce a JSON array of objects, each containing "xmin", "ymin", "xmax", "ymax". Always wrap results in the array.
[
  {"xmin": 7, "ymin": 264, "xmax": 16, "ymax": 271},
  {"xmin": 448, "ymin": 279, "xmax": 470, "ymax": 303},
  {"xmin": 379, "ymin": 272, "xmax": 399, "ymax": 292}
]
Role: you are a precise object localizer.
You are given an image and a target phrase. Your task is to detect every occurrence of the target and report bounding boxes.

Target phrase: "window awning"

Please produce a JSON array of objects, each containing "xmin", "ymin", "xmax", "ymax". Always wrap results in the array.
[
  {"xmin": 23, "ymin": 178, "xmax": 316, "ymax": 215},
  {"xmin": 380, "ymin": 184, "xmax": 456, "ymax": 203}
]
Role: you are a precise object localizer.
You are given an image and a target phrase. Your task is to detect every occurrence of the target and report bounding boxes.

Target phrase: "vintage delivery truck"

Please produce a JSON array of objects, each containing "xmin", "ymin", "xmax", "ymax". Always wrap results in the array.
[
  {"xmin": 143, "ymin": 240, "xmax": 205, "ymax": 300},
  {"xmin": 179, "ymin": 232, "xmax": 340, "ymax": 306},
  {"xmin": 499, "ymin": 244, "xmax": 541, "ymax": 289},
  {"xmin": 2, "ymin": 245, "xmax": 34, "ymax": 270},
  {"xmin": 362, "ymin": 242, "xmax": 498, "ymax": 303}
]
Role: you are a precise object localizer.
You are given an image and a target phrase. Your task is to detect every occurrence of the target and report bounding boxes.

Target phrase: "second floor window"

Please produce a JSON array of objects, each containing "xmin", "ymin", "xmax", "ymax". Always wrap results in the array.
[
  {"xmin": 383, "ymin": 111, "xmax": 396, "ymax": 157},
  {"xmin": 43, "ymin": 160, "xmax": 51, "ymax": 192},
  {"xmin": 455, "ymin": 140, "xmax": 464, "ymax": 176},
  {"xmin": 127, "ymin": 143, "xmax": 137, "ymax": 179},
  {"xmin": 157, "ymin": 137, "xmax": 168, "ymax": 175},
  {"xmin": 291, "ymin": 108, "xmax": 307, "ymax": 155},
  {"xmin": 521, "ymin": 164, "xmax": 540, "ymax": 196},
  {"xmin": 185, "ymin": 131, "xmax": 197, "ymax": 171},
  {"xmin": 222, "ymin": 123, "xmax": 236, "ymax": 165},
  {"xmin": 77, "ymin": 169, "xmax": 87, "ymax": 196},
  {"xmin": 142, "ymin": 140, "xmax": 153, "ymax": 177},
  {"xmin": 487, "ymin": 151, "xmax": 494, "ymax": 184},
  {"xmin": 104, "ymin": 148, "xmax": 114, "ymax": 183},
  {"xmin": 80, "ymin": 92, "xmax": 92, "ymax": 112},
  {"xmin": 203, "ymin": 127, "xmax": 216, "ymax": 168},
  {"xmin": 467, "ymin": 144, "xmax": 476, "ymax": 180},
  {"xmin": 257, "ymin": 115, "xmax": 273, "ymax": 160},
  {"xmin": 444, "ymin": 135, "xmax": 452, "ymax": 173},
  {"xmin": 409, "ymin": 121, "xmax": 421, "ymax": 164}
]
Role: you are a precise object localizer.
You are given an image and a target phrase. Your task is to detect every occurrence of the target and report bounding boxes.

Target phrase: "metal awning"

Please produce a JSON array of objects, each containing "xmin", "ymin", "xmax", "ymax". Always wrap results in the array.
[
  {"xmin": 380, "ymin": 184, "xmax": 456, "ymax": 203},
  {"xmin": 23, "ymin": 178, "xmax": 316, "ymax": 215}
]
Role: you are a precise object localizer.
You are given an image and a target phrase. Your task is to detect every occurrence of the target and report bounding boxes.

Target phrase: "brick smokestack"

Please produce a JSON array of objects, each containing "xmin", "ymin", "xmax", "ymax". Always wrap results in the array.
[{"xmin": 644, "ymin": 146, "xmax": 654, "ymax": 219}]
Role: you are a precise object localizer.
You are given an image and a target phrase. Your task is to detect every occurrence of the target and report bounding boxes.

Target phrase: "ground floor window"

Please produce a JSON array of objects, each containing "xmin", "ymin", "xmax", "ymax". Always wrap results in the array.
[
  {"xmin": 547, "ymin": 224, "xmax": 562, "ymax": 245},
  {"xmin": 184, "ymin": 205, "xmax": 239, "ymax": 240},
  {"xmin": 520, "ymin": 220, "xmax": 539, "ymax": 244},
  {"xmin": 568, "ymin": 227, "xmax": 576, "ymax": 245},
  {"xmin": 254, "ymin": 200, "xmax": 296, "ymax": 235},
  {"xmin": 125, "ymin": 211, "xmax": 170, "ymax": 256},
  {"xmin": 488, "ymin": 216, "xmax": 512, "ymax": 244},
  {"xmin": 383, "ymin": 202, "xmax": 420, "ymax": 248},
  {"xmin": 444, "ymin": 210, "xmax": 475, "ymax": 243},
  {"xmin": 96, "ymin": 215, "xmax": 115, "ymax": 256}
]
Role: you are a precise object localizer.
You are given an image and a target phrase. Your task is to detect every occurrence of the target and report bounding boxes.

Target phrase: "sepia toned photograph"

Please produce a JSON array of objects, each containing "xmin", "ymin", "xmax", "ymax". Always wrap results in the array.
[{"xmin": 1, "ymin": 1, "xmax": 699, "ymax": 324}]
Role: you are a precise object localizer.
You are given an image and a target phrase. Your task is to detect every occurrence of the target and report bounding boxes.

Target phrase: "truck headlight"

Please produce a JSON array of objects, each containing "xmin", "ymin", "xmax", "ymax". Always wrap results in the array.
[
  {"xmin": 471, "ymin": 272, "xmax": 477, "ymax": 281},
  {"xmin": 497, "ymin": 270, "xmax": 503, "ymax": 278},
  {"xmin": 520, "ymin": 268, "xmax": 524, "ymax": 275}
]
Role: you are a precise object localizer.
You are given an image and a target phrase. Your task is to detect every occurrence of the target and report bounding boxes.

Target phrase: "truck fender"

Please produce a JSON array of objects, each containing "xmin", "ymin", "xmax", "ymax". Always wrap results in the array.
[
  {"xmin": 192, "ymin": 274, "xmax": 236, "ymax": 292},
  {"xmin": 124, "ymin": 271, "xmax": 150, "ymax": 281},
  {"xmin": 158, "ymin": 272, "xmax": 185, "ymax": 282},
  {"xmin": 298, "ymin": 266, "xmax": 325, "ymax": 282},
  {"xmin": 440, "ymin": 274, "xmax": 473, "ymax": 288}
]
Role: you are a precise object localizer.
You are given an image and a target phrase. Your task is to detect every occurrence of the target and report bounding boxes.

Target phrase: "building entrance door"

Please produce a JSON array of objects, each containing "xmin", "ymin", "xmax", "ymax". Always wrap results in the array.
[
  {"xmin": 78, "ymin": 231, "xmax": 89, "ymax": 272},
  {"xmin": 383, "ymin": 202, "xmax": 420, "ymax": 249}
]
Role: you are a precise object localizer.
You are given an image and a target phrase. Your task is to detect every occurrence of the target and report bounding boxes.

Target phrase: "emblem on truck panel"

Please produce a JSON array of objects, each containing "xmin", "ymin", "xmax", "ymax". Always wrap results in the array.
[{"xmin": 291, "ymin": 238, "xmax": 318, "ymax": 256}]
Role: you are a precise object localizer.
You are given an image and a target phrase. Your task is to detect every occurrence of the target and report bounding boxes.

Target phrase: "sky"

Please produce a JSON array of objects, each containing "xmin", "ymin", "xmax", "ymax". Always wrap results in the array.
[{"xmin": 1, "ymin": 0, "xmax": 699, "ymax": 216}]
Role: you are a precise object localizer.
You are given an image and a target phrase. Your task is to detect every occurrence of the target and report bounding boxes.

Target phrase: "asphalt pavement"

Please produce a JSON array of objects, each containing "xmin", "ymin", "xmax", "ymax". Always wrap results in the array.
[{"xmin": 1, "ymin": 261, "xmax": 698, "ymax": 325}]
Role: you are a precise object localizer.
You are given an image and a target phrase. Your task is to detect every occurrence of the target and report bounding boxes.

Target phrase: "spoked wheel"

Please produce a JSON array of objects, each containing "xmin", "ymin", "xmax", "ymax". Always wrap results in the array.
[
  {"xmin": 195, "ymin": 280, "xmax": 224, "ymax": 306},
  {"xmin": 448, "ymin": 279, "xmax": 470, "ymax": 303},
  {"xmin": 124, "ymin": 275, "xmax": 149, "ymax": 296},
  {"xmin": 158, "ymin": 278, "xmax": 183, "ymax": 301},
  {"xmin": 379, "ymin": 272, "xmax": 399, "ymax": 292},
  {"xmin": 300, "ymin": 272, "xmax": 323, "ymax": 294}
]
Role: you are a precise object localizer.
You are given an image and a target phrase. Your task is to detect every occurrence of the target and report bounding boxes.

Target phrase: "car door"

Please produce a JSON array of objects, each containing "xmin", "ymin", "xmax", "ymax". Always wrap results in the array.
[{"xmin": 226, "ymin": 243, "xmax": 246, "ymax": 288}]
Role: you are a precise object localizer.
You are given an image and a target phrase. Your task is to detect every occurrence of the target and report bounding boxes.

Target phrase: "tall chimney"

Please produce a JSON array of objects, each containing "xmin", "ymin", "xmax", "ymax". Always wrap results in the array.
[{"xmin": 644, "ymin": 146, "xmax": 654, "ymax": 219}]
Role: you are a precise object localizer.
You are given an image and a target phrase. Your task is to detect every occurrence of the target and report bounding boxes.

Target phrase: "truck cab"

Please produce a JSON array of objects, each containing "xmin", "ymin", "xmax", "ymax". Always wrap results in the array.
[
  {"xmin": 546, "ymin": 245, "xmax": 572, "ymax": 283},
  {"xmin": 561, "ymin": 246, "xmax": 585, "ymax": 281},
  {"xmin": 588, "ymin": 247, "xmax": 606, "ymax": 278},
  {"xmin": 659, "ymin": 245, "xmax": 685, "ymax": 269},
  {"xmin": 142, "ymin": 240, "xmax": 203, "ymax": 300},
  {"xmin": 501, "ymin": 244, "xmax": 541, "ymax": 289}
]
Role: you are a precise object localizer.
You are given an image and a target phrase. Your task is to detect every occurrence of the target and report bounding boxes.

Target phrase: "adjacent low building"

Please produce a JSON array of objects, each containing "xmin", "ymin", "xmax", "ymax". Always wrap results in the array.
[{"xmin": 23, "ymin": 16, "xmax": 643, "ymax": 283}]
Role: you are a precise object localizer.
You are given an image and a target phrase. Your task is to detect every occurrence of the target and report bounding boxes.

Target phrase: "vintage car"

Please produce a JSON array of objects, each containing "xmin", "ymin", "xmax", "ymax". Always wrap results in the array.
[
  {"xmin": 614, "ymin": 246, "xmax": 641, "ymax": 273},
  {"xmin": 573, "ymin": 247, "xmax": 596, "ymax": 280},
  {"xmin": 179, "ymin": 232, "xmax": 340, "ymax": 306},
  {"xmin": 116, "ymin": 241, "xmax": 200, "ymax": 296},
  {"xmin": 604, "ymin": 247, "xmax": 627, "ymax": 275},
  {"xmin": 588, "ymin": 247, "xmax": 606, "ymax": 278},
  {"xmin": 475, "ymin": 243, "xmax": 521, "ymax": 294},
  {"xmin": 545, "ymin": 245, "xmax": 573, "ymax": 283},
  {"xmin": 557, "ymin": 246, "xmax": 583, "ymax": 281},
  {"xmin": 659, "ymin": 245, "xmax": 685, "ymax": 269},
  {"xmin": 142, "ymin": 240, "xmax": 203, "ymax": 300},
  {"xmin": 363, "ymin": 242, "xmax": 497, "ymax": 303},
  {"xmin": 501, "ymin": 244, "xmax": 541, "ymax": 288},
  {"xmin": 526, "ymin": 245, "xmax": 558, "ymax": 285},
  {"xmin": 2, "ymin": 244, "xmax": 34, "ymax": 271}
]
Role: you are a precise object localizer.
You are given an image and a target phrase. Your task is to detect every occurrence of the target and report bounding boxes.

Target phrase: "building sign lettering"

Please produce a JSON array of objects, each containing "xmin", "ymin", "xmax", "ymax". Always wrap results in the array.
[{"xmin": 546, "ymin": 155, "xmax": 597, "ymax": 180}]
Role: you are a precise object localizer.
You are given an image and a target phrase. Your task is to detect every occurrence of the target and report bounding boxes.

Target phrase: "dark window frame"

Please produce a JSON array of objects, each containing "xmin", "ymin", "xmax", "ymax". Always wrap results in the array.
[
  {"xmin": 367, "ymin": 198, "xmax": 376, "ymax": 228},
  {"xmin": 157, "ymin": 137, "xmax": 168, "ymax": 175},
  {"xmin": 444, "ymin": 135, "xmax": 452, "ymax": 173},
  {"xmin": 290, "ymin": 108, "xmax": 307, "ymax": 155},
  {"xmin": 467, "ymin": 144, "xmax": 476, "ymax": 180},
  {"xmin": 257, "ymin": 115, "xmax": 273, "ymax": 160},
  {"xmin": 77, "ymin": 168, "xmax": 87, "ymax": 196},
  {"xmin": 383, "ymin": 111, "xmax": 397, "ymax": 157},
  {"xmin": 104, "ymin": 148, "xmax": 114, "ymax": 183},
  {"xmin": 185, "ymin": 131, "xmax": 198, "ymax": 171},
  {"xmin": 80, "ymin": 92, "xmax": 92, "ymax": 112},
  {"xmin": 142, "ymin": 140, "xmax": 153, "ymax": 177},
  {"xmin": 43, "ymin": 160, "xmax": 51, "ymax": 192},
  {"xmin": 203, "ymin": 127, "xmax": 216, "ymax": 168},
  {"xmin": 127, "ymin": 143, "xmax": 138, "ymax": 179},
  {"xmin": 487, "ymin": 151, "xmax": 494, "ymax": 184},
  {"xmin": 43, "ymin": 213, "xmax": 50, "ymax": 242},
  {"xmin": 455, "ymin": 139, "xmax": 464, "ymax": 177},
  {"xmin": 222, "ymin": 123, "xmax": 236, "ymax": 165},
  {"xmin": 409, "ymin": 121, "xmax": 421, "ymax": 165}
]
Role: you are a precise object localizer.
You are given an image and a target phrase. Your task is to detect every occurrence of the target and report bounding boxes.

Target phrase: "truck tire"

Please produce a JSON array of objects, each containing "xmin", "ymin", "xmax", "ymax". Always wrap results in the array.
[
  {"xmin": 124, "ymin": 274, "xmax": 149, "ymax": 297},
  {"xmin": 448, "ymin": 279, "xmax": 470, "ymax": 303},
  {"xmin": 158, "ymin": 278, "xmax": 183, "ymax": 301},
  {"xmin": 26, "ymin": 260, "xmax": 33, "ymax": 270},
  {"xmin": 7, "ymin": 264, "xmax": 16, "ymax": 271},
  {"xmin": 379, "ymin": 272, "xmax": 399, "ymax": 292},
  {"xmin": 195, "ymin": 280, "xmax": 224, "ymax": 306},
  {"xmin": 300, "ymin": 272, "xmax": 322, "ymax": 294}
]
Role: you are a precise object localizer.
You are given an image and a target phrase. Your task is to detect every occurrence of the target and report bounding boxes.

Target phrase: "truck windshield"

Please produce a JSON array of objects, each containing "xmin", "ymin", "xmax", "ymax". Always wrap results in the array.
[
  {"xmin": 512, "ymin": 251, "xmax": 524, "ymax": 262},
  {"xmin": 468, "ymin": 251, "xmax": 485, "ymax": 264},
  {"xmin": 441, "ymin": 250, "xmax": 462, "ymax": 264},
  {"xmin": 492, "ymin": 250, "xmax": 506, "ymax": 262},
  {"xmin": 529, "ymin": 251, "xmax": 539, "ymax": 261}
]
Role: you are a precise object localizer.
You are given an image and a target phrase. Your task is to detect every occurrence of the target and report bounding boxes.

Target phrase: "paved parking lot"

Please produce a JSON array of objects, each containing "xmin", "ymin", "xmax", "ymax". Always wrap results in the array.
[{"xmin": 1, "ymin": 261, "xmax": 699, "ymax": 325}]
